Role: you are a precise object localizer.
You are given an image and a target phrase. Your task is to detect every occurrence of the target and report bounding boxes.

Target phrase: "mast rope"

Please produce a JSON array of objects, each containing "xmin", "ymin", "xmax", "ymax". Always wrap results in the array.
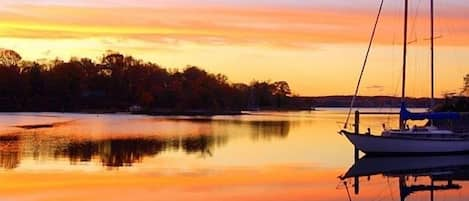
[{"xmin": 344, "ymin": 0, "xmax": 385, "ymax": 129}]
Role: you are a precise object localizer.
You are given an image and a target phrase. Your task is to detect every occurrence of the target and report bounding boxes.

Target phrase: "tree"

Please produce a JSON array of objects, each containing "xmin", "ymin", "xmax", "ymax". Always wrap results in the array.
[
  {"xmin": 272, "ymin": 81, "xmax": 291, "ymax": 107},
  {"xmin": 21, "ymin": 62, "xmax": 46, "ymax": 110},
  {"xmin": 463, "ymin": 74, "xmax": 469, "ymax": 96},
  {"xmin": 0, "ymin": 49, "xmax": 296, "ymax": 112},
  {"xmin": 102, "ymin": 52, "xmax": 124, "ymax": 67},
  {"xmin": 250, "ymin": 81, "xmax": 275, "ymax": 107},
  {"xmin": 0, "ymin": 49, "xmax": 22, "ymax": 66},
  {"xmin": 272, "ymin": 81, "xmax": 291, "ymax": 96}
]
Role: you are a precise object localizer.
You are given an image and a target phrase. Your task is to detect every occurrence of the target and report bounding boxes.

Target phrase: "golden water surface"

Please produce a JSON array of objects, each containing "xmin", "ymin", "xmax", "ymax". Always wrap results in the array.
[{"xmin": 0, "ymin": 109, "xmax": 467, "ymax": 201}]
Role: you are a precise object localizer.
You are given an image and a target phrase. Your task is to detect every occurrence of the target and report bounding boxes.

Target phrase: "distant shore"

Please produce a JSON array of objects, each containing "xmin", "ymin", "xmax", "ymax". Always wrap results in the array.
[{"xmin": 0, "ymin": 95, "xmax": 466, "ymax": 116}]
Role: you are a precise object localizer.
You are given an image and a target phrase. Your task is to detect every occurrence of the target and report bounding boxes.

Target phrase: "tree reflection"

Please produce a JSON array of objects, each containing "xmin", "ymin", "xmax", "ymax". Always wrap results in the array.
[
  {"xmin": 0, "ymin": 118, "xmax": 290, "ymax": 169},
  {"xmin": 180, "ymin": 135, "xmax": 222, "ymax": 157},
  {"xmin": 248, "ymin": 121, "xmax": 290, "ymax": 140},
  {"xmin": 54, "ymin": 135, "xmax": 227, "ymax": 167},
  {"xmin": 174, "ymin": 118, "xmax": 292, "ymax": 140},
  {"xmin": 0, "ymin": 136, "xmax": 20, "ymax": 169}
]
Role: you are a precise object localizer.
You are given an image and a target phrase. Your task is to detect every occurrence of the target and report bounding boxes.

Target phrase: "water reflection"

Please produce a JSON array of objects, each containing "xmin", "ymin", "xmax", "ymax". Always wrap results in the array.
[
  {"xmin": 0, "ymin": 135, "xmax": 20, "ymax": 169},
  {"xmin": 172, "ymin": 118, "xmax": 291, "ymax": 140},
  {"xmin": 341, "ymin": 155, "xmax": 469, "ymax": 201},
  {"xmin": 248, "ymin": 121, "xmax": 290, "ymax": 140},
  {"xmin": 0, "ymin": 118, "xmax": 291, "ymax": 169},
  {"xmin": 57, "ymin": 136, "xmax": 228, "ymax": 167}
]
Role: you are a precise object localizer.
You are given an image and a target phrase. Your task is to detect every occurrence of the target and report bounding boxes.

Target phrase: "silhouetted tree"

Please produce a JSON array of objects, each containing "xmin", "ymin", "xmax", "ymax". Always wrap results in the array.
[
  {"xmin": 463, "ymin": 74, "xmax": 469, "ymax": 96},
  {"xmin": 0, "ymin": 63, "xmax": 22, "ymax": 111},
  {"xmin": 0, "ymin": 49, "xmax": 21, "ymax": 66},
  {"xmin": 48, "ymin": 61, "xmax": 85, "ymax": 110},
  {"xmin": 0, "ymin": 49, "xmax": 294, "ymax": 112},
  {"xmin": 21, "ymin": 62, "xmax": 46, "ymax": 111},
  {"xmin": 272, "ymin": 81, "xmax": 291, "ymax": 107}
]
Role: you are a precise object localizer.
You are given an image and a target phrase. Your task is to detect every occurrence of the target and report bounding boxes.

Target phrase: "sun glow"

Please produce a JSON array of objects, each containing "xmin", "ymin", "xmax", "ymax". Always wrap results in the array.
[{"xmin": 0, "ymin": 1, "xmax": 468, "ymax": 96}]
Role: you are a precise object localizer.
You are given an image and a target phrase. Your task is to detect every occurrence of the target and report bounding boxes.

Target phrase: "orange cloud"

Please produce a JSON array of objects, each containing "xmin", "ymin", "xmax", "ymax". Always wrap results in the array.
[
  {"xmin": 2, "ymin": 5, "xmax": 469, "ymax": 48},
  {"xmin": 0, "ymin": 4, "xmax": 467, "ymax": 97}
]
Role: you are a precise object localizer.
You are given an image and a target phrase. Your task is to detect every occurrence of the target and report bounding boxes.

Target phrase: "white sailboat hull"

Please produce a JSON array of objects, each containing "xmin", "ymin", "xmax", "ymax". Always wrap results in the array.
[{"xmin": 344, "ymin": 132, "xmax": 469, "ymax": 155}]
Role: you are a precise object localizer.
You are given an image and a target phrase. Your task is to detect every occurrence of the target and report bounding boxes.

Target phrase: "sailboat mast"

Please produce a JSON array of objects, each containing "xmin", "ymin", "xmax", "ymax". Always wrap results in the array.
[
  {"xmin": 431, "ymin": 0, "xmax": 435, "ymax": 109},
  {"xmin": 400, "ymin": 0, "xmax": 409, "ymax": 130}
]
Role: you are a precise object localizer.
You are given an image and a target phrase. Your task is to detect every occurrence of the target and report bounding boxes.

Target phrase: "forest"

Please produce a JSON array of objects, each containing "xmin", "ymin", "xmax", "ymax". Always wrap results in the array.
[
  {"xmin": 0, "ymin": 49, "xmax": 293, "ymax": 113},
  {"xmin": 1, "ymin": 49, "xmax": 467, "ymax": 114}
]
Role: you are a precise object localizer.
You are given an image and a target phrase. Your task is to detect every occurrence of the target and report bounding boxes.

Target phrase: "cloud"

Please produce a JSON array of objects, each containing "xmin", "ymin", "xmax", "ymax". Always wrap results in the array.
[
  {"xmin": 1, "ymin": 4, "xmax": 468, "ymax": 50},
  {"xmin": 366, "ymin": 85, "xmax": 385, "ymax": 92}
]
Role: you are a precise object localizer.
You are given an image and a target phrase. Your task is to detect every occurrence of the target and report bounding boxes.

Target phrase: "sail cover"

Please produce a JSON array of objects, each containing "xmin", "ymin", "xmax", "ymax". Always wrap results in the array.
[{"xmin": 400, "ymin": 104, "xmax": 460, "ymax": 121}]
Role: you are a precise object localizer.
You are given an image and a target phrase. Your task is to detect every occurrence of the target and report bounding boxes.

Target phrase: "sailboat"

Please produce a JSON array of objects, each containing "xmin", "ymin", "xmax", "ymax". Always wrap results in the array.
[{"xmin": 340, "ymin": 0, "xmax": 469, "ymax": 155}]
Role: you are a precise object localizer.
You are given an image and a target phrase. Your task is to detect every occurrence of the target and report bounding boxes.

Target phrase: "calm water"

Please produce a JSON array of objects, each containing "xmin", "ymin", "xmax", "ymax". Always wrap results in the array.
[{"xmin": 0, "ymin": 109, "xmax": 467, "ymax": 201}]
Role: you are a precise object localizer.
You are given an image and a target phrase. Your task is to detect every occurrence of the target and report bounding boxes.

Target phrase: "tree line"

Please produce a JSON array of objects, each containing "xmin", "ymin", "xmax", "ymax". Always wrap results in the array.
[
  {"xmin": 463, "ymin": 74, "xmax": 469, "ymax": 96},
  {"xmin": 0, "ymin": 49, "xmax": 292, "ymax": 113}
]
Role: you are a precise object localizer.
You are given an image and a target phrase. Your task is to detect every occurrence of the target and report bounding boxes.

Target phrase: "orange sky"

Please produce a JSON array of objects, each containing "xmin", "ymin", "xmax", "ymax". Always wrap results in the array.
[{"xmin": 0, "ymin": 1, "xmax": 468, "ymax": 96}]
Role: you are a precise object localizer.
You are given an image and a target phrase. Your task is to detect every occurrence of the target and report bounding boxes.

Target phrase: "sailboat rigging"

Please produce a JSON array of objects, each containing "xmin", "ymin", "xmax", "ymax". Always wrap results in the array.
[
  {"xmin": 344, "ymin": 0, "xmax": 384, "ymax": 129},
  {"xmin": 340, "ymin": 0, "xmax": 469, "ymax": 155}
]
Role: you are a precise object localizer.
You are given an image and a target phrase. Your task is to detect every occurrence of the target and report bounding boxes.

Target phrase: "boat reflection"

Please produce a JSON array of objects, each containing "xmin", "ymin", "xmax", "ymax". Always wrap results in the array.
[
  {"xmin": 341, "ymin": 155, "xmax": 469, "ymax": 201},
  {"xmin": 0, "ymin": 119, "xmax": 291, "ymax": 169}
]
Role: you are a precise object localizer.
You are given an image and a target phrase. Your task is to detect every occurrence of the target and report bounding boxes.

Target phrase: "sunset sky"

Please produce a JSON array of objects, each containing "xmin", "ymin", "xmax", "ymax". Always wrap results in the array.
[{"xmin": 0, "ymin": 0, "xmax": 468, "ymax": 97}]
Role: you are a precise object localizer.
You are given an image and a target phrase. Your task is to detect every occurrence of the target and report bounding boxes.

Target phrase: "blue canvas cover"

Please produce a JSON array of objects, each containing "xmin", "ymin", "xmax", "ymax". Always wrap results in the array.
[{"xmin": 400, "ymin": 103, "xmax": 460, "ymax": 121}]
